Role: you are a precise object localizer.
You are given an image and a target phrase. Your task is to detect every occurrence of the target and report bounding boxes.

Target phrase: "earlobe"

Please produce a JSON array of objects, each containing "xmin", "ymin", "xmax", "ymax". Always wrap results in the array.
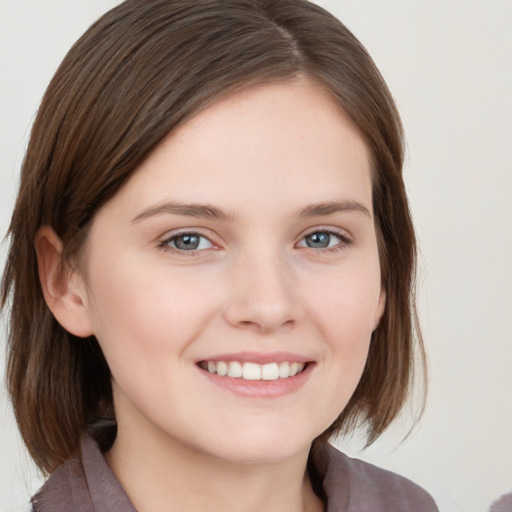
[{"xmin": 35, "ymin": 226, "xmax": 94, "ymax": 337}]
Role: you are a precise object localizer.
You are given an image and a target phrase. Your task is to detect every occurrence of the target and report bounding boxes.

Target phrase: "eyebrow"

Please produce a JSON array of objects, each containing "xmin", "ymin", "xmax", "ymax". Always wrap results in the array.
[
  {"xmin": 131, "ymin": 202, "xmax": 233, "ymax": 223},
  {"xmin": 296, "ymin": 200, "xmax": 371, "ymax": 218},
  {"xmin": 131, "ymin": 199, "xmax": 371, "ymax": 224}
]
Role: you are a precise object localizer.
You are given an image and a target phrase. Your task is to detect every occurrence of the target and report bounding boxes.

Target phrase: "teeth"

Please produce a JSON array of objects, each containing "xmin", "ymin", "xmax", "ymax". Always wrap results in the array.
[
  {"xmin": 242, "ymin": 362, "xmax": 261, "ymax": 380},
  {"xmin": 216, "ymin": 361, "xmax": 228, "ymax": 376},
  {"xmin": 203, "ymin": 360, "xmax": 306, "ymax": 380},
  {"xmin": 279, "ymin": 362, "xmax": 290, "ymax": 378},
  {"xmin": 261, "ymin": 363, "xmax": 279, "ymax": 381},
  {"xmin": 227, "ymin": 361, "xmax": 242, "ymax": 378}
]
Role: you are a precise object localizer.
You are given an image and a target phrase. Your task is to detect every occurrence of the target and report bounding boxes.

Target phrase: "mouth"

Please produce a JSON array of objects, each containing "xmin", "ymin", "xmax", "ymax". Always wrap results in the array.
[{"xmin": 198, "ymin": 360, "xmax": 308, "ymax": 381}]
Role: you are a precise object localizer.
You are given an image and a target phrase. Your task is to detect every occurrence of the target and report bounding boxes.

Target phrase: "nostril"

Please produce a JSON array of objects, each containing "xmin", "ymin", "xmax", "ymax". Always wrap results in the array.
[{"xmin": 222, "ymin": 274, "xmax": 299, "ymax": 333}]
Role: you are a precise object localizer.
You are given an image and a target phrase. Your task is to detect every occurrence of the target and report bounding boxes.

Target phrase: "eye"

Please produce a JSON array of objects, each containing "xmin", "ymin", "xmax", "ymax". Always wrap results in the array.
[
  {"xmin": 297, "ymin": 230, "xmax": 348, "ymax": 250},
  {"xmin": 161, "ymin": 232, "xmax": 214, "ymax": 252}
]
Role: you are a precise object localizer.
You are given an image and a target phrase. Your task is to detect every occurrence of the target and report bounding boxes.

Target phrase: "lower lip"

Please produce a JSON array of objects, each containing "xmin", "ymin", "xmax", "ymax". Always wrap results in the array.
[{"xmin": 198, "ymin": 363, "xmax": 314, "ymax": 398}]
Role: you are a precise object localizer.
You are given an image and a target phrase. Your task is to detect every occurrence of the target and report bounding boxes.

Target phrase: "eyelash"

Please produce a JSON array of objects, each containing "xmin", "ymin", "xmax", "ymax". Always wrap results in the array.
[
  {"xmin": 158, "ymin": 228, "xmax": 352, "ymax": 256},
  {"xmin": 158, "ymin": 231, "xmax": 214, "ymax": 257},
  {"xmin": 299, "ymin": 228, "xmax": 352, "ymax": 253}
]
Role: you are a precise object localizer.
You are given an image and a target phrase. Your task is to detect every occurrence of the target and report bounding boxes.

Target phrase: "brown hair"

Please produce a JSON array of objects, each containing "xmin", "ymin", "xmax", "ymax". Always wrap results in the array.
[{"xmin": 2, "ymin": 0, "xmax": 425, "ymax": 474}]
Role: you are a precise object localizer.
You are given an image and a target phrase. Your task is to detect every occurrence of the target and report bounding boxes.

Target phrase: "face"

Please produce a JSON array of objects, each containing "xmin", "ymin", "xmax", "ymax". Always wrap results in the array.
[{"xmin": 78, "ymin": 80, "xmax": 384, "ymax": 464}]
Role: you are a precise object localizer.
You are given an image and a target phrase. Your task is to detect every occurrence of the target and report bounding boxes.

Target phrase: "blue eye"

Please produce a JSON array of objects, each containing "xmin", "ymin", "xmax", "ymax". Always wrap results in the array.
[
  {"xmin": 298, "ymin": 231, "xmax": 345, "ymax": 249},
  {"xmin": 163, "ymin": 233, "xmax": 213, "ymax": 251}
]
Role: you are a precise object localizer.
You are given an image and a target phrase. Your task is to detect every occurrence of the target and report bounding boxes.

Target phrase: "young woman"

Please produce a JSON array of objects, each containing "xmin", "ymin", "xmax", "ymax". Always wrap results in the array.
[{"xmin": 2, "ymin": 1, "xmax": 437, "ymax": 510}]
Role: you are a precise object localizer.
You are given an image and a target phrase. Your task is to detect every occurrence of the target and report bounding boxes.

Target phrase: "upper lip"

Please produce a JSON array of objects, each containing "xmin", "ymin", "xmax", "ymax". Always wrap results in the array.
[{"xmin": 197, "ymin": 351, "xmax": 313, "ymax": 365}]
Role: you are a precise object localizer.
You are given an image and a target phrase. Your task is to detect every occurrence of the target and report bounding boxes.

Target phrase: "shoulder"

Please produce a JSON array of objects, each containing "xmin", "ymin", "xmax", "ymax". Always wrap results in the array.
[
  {"xmin": 310, "ymin": 441, "xmax": 438, "ymax": 512},
  {"xmin": 30, "ymin": 436, "xmax": 136, "ymax": 512},
  {"xmin": 340, "ymin": 451, "xmax": 438, "ymax": 512},
  {"xmin": 31, "ymin": 454, "xmax": 92, "ymax": 512}
]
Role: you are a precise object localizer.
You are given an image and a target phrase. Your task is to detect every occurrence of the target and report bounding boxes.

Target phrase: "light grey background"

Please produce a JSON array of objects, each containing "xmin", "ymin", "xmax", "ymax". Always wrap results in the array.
[{"xmin": 1, "ymin": 1, "xmax": 511, "ymax": 511}]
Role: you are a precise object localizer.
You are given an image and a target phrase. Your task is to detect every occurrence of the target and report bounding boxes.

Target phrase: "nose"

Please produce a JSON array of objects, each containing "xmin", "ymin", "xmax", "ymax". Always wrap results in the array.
[{"xmin": 223, "ymin": 250, "xmax": 300, "ymax": 334}]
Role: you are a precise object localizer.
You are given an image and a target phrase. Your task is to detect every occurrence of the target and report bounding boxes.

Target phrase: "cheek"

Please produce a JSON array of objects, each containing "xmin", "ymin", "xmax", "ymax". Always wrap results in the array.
[
  {"xmin": 84, "ymin": 256, "xmax": 221, "ymax": 374},
  {"xmin": 303, "ymin": 262, "xmax": 381, "ymax": 388},
  {"xmin": 306, "ymin": 261, "xmax": 382, "ymax": 335}
]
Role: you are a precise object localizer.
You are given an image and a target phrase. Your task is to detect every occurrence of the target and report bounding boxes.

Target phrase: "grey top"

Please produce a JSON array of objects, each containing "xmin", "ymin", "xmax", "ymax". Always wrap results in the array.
[{"xmin": 31, "ymin": 436, "xmax": 438, "ymax": 512}]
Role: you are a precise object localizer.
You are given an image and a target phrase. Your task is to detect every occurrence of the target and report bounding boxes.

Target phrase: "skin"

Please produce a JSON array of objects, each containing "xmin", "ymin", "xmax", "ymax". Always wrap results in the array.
[{"xmin": 37, "ymin": 79, "xmax": 385, "ymax": 512}]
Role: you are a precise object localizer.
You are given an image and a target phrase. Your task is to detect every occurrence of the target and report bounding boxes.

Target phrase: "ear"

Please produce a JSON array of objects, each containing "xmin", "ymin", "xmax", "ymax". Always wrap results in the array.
[
  {"xmin": 35, "ymin": 226, "xmax": 94, "ymax": 337},
  {"xmin": 373, "ymin": 289, "xmax": 386, "ymax": 331}
]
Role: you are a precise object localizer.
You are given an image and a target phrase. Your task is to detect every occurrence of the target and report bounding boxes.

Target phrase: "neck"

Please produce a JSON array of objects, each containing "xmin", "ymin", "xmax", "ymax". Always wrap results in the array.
[{"xmin": 105, "ymin": 424, "xmax": 323, "ymax": 512}]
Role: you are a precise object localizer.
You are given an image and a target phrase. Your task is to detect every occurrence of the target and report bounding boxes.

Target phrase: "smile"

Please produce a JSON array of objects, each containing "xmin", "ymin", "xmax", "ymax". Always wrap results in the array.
[{"xmin": 199, "ymin": 361, "xmax": 306, "ymax": 380}]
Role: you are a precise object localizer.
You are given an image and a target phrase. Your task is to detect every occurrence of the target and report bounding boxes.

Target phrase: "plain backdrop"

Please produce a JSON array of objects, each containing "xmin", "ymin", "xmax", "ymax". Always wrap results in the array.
[{"xmin": 1, "ymin": 1, "xmax": 511, "ymax": 511}]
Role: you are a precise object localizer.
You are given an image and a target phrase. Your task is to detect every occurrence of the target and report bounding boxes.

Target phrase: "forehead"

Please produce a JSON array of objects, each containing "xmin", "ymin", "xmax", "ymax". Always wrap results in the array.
[
  {"xmin": 167, "ymin": 79, "xmax": 367, "ymax": 161},
  {"xmin": 98, "ymin": 79, "xmax": 373, "ymax": 222}
]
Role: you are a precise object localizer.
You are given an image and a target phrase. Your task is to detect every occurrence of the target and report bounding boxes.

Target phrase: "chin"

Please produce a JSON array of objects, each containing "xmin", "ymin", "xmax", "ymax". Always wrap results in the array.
[{"xmin": 200, "ymin": 425, "xmax": 319, "ymax": 465}]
